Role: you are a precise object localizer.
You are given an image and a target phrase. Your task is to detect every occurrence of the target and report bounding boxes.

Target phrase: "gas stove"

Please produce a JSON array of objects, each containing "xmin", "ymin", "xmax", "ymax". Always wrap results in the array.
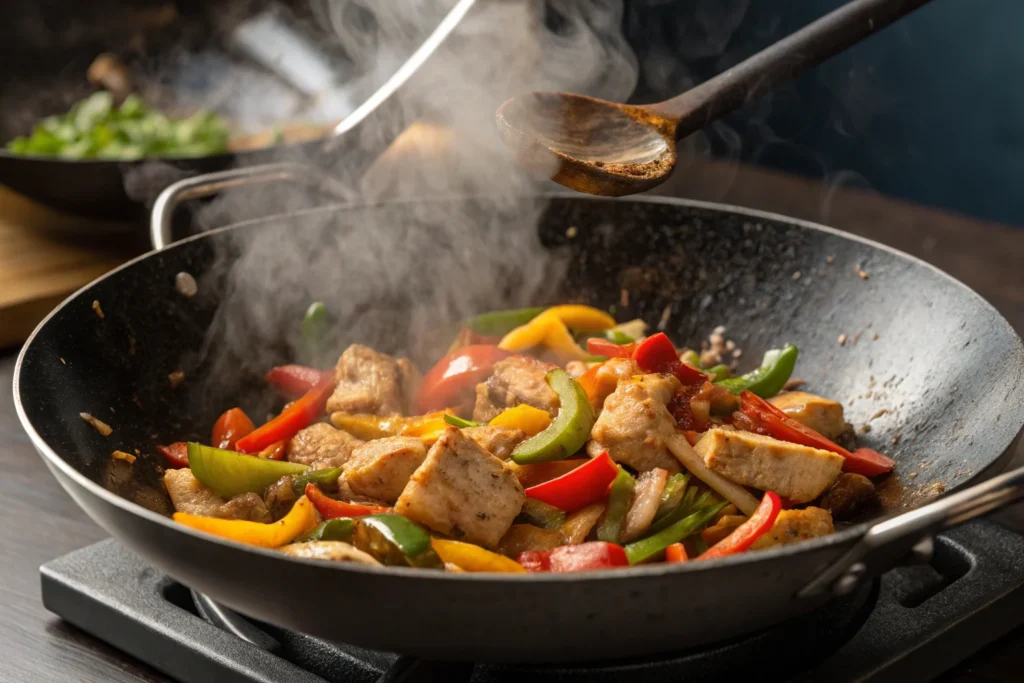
[{"xmin": 40, "ymin": 521, "xmax": 1024, "ymax": 683}]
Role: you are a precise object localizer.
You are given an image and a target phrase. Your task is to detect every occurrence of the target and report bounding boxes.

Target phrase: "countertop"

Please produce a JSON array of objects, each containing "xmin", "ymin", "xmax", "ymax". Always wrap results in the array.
[{"xmin": 1, "ymin": 160, "xmax": 1022, "ymax": 682}]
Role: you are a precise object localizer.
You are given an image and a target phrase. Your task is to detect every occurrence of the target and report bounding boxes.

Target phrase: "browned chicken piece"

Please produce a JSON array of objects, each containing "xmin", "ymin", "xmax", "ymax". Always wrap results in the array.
[
  {"xmin": 586, "ymin": 373, "xmax": 683, "ymax": 473},
  {"xmin": 697, "ymin": 428, "xmax": 844, "ymax": 503},
  {"xmin": 342, "ymin": 436, "xmax": 427, "ymax": 504},
  {"xmin": 586, "ymin": 357, "xmax": 638, "ymax": 413},
  {"xmin": 768, "ymin": 391, "xmax": 848, "ymax": 440},
  {"xmin": 163, "ymin": 468, "xmax": 271, "ymax": 522},
  {"xmin": 472, "ymin": 355, "xmax": 559, "ymax": 422},
  {"xmin": 287, "ymin": 422, "xmax": 363, "ymax": 468},
  {"xmin": 497, "ymin": 524, "xmax": 564, "ymax": 557},
  {"xmin": 264, "ymin": 476, "xmax": 297, "ymax": 520},
  {"xmin": 462, "ymin": 425, "xmax": 525, "ymax": 460},
  {"xmin": 750, "ymin": 507, "xmax": 835, "ymax": 550},
  {"xmin": 819, "ymin": 472, "xmax": 877, "ymax": 520},
  {"xmin": 326, "ymin": 344, "xmax": 419, "ymax": 416},
  {"xmin": 278, "ymin": 541, "xmax": 381, "ymax": 565},
  {"xmin": 395, "ymin": 427, "xmax": 525, "ymax": 548}
]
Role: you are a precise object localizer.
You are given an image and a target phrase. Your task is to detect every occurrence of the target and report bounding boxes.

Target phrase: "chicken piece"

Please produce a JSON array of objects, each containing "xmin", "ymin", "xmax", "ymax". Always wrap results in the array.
[
  {"xmin": 768, "ymin": 391, "xmax": 848, "ymax": 440},
  {"xmin": 326, "ymin": 344, "xmax": 418, "ymax": 416},
  {"xmin": 697, "ymin": 428, "xmax": 843, "ymax": 503},
  {"xmin": 263, "ymin": 476, "xmax": 297, "ymax": 520},
  {"xmin": 472, "ymin": 355, "xmax": 559, "ymax": 423},
  {"xmin": 462, "ymin": 425, "xmax": 525, "ymax": 460},
  {"xmin": 163, "ymin": 468, "xmax": 270, "ymax": 522},
  {"xmin": 287, "ymin": 422, "xmax": 363, "ymax": 468},
  {"xmin": 751, "ymin": 507, "xmax": 835, "ymax": 550},
  {"xmin": 586, "ymin": 357, "xmax": 638, "ymax": 413},
  {"xmin": 279, "ymin": 541, "xmax": 381, "ymax": 565},
  {"xmin": 819, "ymin": 472, "xmax": 877, "ymax": 520},
  {"xmin": 586, "ymin": 374, "xmax": 683, "ymax": 473},
  {"xmin": 395, "ymin": 427, "xmax": 524, "ymax": 548},
  {"xmin": 342, "ymin": 436, "xmax": 427, "ymax": 504}
]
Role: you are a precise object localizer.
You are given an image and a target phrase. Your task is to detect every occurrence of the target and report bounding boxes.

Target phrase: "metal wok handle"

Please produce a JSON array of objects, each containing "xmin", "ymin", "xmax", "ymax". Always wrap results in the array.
[
  {"xmin": 149, "ymin": 162, "xmax": 348, "ymax": 250},
  {"xmin": 799, "ymin": 464, "xmax": 1024, "ymax": 599}
]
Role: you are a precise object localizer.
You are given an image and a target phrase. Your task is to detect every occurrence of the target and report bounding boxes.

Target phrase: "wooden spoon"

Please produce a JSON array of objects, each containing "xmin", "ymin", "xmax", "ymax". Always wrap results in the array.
[{"xmin": 498, "ymin": 0, "xmax": 935, "ymax": 196}]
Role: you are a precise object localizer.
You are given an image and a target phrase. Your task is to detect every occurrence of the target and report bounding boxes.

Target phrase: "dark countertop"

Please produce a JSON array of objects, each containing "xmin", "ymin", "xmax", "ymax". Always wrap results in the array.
[{"xmin": 1, "ymin": 161, "xmax": 1022, "ymax": 682}]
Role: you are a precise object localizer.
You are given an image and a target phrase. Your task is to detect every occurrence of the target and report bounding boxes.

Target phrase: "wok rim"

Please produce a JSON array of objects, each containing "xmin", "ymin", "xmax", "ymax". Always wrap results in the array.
[{"xmin": 14, "ymin": 192, "xmax": 1024, "ymax": 585}]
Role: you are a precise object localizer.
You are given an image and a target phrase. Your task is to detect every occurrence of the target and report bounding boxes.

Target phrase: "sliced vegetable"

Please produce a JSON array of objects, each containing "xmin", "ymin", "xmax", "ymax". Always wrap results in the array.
[
  {"xmin": 596, "ymin": 466, "xmax": 636, "ymax": 543},
  {"xmin": 354, "ymin": 514, "xmax": 441, "ymax": 567},
  {"xmin": 846, "ymin": 448, "xmax": 898, "ymax": 478},
  {"xmin": 704, "ymin": 364, "xmax": 731, "ymax": 382},
  {"xmin": 431, "ymin": 538, "xmax": 526, "ymax": 573},
  {"xmin": 716, "ymin": 345, "xmax": 797, "ymax": 398},
  {"xmin": 297, "ymin": 518, "xmax": 356, "ymax": 543},
  {"xmin": 624, "ymin": 501, "xmax": 727, "ymax": 565},
  {"xmin": 466, "ymin": 307, "xmax": 547, "ymax": 335},
  {"xmin": 173, "ymin": 495, "xmax": 318, "ymax": 548},
  {"xmin": 290, "ymin": 467, "xmax": 342, "ymax": 495},
  {"xmin": 258, "ymin": 440, "xmax": 287, "ymax": 461},
  {"xmin": 187, "ymin": 442, "xmax": 308, "ymax": 499},
  {"xmin": 266, "ymin": 365, "xmax": 333, "ymax": 399},
  {"xmin": 633, "ymin": 333, "xmax": 707, "ymax": 385},
  {"xmin": 508, "ymin": 459, "xmax": 587, "ymax": 489},
  {"xmin": 235, "ymin": 376, "xmax": 335, "ymax": 454},
  {"xmin": 621, "ymin": 468, "xmax": 669, "ymax": 542},
  {"xmin": 524, "ymin": 452, "xmax": 618, "ymax": 511},
  {"xmin": 665, "ymin": 433, "xmax": 761, "ymax": 516},
  {"xmin": 665, "ymin": 543, "xmax": 689, "ymax": 563},
  {"xmin": 418, "ymin": 345, "xmax": 513, "ymax": 414},
  {"xmin": 517, "ymin": 498, "xmax": 566, "ymax": 530},
  {"xmin": 499, "ymin": 306, "xmax": 616, "ymax": 362},
  {"xmin": 655, "ymin": 472, "xmax": 690, "ymax": 520},
  {"xmin": 586, "ymin": 338, "xmax": 636, "ymax": 359},
  {"xmin": 444, "ymin": 414, "xmax": 479, "ymax": 428},
  {"xmin": 301, "ymin": 302, "xmax": 329, "ymax": 346},
  {"xmin": 511, "ymin": 369, "xmax": 595, "ymax": 464},
  {"xmin": 305, "ymin": 483, "xmax": 390, "ymax": 519},
  {"xmin": 211, "ymin": 407, "xmax": 255, "ymax": 450},
  {"xmin": 560, "ymin": 502, "xmax": 606, "ymax": 544},
  {"xmin": 648, "ymin": 487, "xmax": 710, "ymax": 535},
  {"xmin": 330, "ymin": 411, "xmax": 451, "ymax": 442},
  {"xmin": 518, "ymin": 541, "xmax": 629, "ymax": 572},
  {"xmin": 700, "ymin": 492, "xmax": 782, "ymax": 559},
  {"xmin": 489, "ymin": 404, "xmax": 552, "ymax": 436},
  {"xmin": 157, "ymin": 442, "xmax": 189, "ymax": 468}
]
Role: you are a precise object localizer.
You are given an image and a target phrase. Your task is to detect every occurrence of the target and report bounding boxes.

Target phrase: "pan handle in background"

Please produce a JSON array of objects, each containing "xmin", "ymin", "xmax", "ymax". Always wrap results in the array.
[
  {"xmin": 799, "ymin": 463, "xmax": 1024, "ymax": 599},
  {"xmin": 149, "ymin": 162, "xmax": 349, "ymax": 251}
]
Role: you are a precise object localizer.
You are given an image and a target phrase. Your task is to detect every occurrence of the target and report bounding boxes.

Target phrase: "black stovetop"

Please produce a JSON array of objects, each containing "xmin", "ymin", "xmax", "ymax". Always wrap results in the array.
[{"xmin": 39, "ymin": 520, "xmax": 1024, "ymax": 683}]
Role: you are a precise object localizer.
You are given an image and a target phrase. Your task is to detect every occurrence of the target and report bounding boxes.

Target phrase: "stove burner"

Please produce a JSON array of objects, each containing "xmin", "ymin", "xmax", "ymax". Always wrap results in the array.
[{"xmin": 40, "ymin": 521, "xmax": 1024, "ymax": 683}]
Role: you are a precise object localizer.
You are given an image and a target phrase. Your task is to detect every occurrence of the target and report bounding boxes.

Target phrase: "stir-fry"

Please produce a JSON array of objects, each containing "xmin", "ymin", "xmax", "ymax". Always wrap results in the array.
[{"xmin": 157, "ymin": 304, "xmax": 895, "ymax": 573}]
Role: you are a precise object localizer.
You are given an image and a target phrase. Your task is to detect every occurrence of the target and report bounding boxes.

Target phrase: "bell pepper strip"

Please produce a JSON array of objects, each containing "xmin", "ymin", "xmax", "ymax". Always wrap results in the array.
[
  {"xmin": 304, "ymin": 484, "xmax": 390, "ymax": 519},
  {"xmin": 739, "ymin": 391, "xmax": 896, "ymax": 476},
  {"xmin": 654, "ymin": 472, "xmax": 690, "ymax": 521},
  {"xmin": 489, "ymin": 404, "xmax": 552, "ymax": 436},
  {"xmin": 301, "ymin": 301, "xmax": 328, "ymax": 344},
  {"xmin": 211, "ymin": 407, "xmax": 255, "ymax": 450},
  {"xmin": 716, "ymin": 345, "xmax": 798, "ymax": 398},
  {"xmin": 290, "ymin": 467, "xmax": 342, "ymax": 495},
  {"xmin": 235, "ymin": 376, "xmax": 336, "ymax": 454},
  {"xmin": 516, "ymin": 498, "xmax": 567, "ymax": 530},
  {"xmin": 467, "ymin": 307, "xmax": 548, "ymax": 336},
  {"xmin": 665, "ymin": 432, "xmax": 761, "ymax": 516},
  {"xmin": 511, "ymin": 370, "xmax": 595, "ymax": 464},
  {"xmin": 431, "ymin": 538, "xmax": 526, "ymax": 573},
  {"xmin": 187, "ymin": 442, "xmax": 308, "ymax": 499},
  {"xmin": 624, "ymin": 501, "xmax": 727, "ymax": 565},
  {"xmin": 266, "ymin": 365, "xmax": 333, "ymax": 399},
  {"xmin": 545, "ymin": 305, "xmax": 617, "ymax": 332},
  {"xmin": 664, "ymin": 542, "xmax": 689, "ymax": 563},
  {"xmin": 704, "ymin": 365, "xmax": 731, "ymax": 382},
  {"xmin": 524, "ymin": 451, "xmax": 618, "ymax": 511},
  {"xmin": 508, "ymin": 459, "xmax": 586, "ymax": 489},
  {"xmin": 700, "ymin": 492, "xmax": 782, "ymax": 559},
  {"xmin": 297, "ymin": 517, "xmax": 355, "ymax": 543},
  {"xmin": 258, "ymin": 440, "xmax": 287, "ymax": 461},
  {"xmin": 499, "ymin": 306, "xmax": 615, "ymax": 362},
  {"xmin": 157, "ymin": 442, "xmax": 189, "ymax": 468},
  {"xmin": 586, "ymin": 338, "xmax": 636, "ymax": 359},
  {"xmin": 649, "ymin": 488, "xmax": 709, "ymax": 535},
  {"xmin": 444, "ymin": 414, "xmax": 479, "ymax": 428},
  {"xmin": 330, "ymin": 411, "xmax": 451, "ymax": 442},
  {"xmin": 418, "ymin": 345, "xmax": 513, "ymax": 414},
  {"xmin": 633, "ymin": 333, "xmax": 708, "ymax": 386},
  {"xmin": 174, "ymin": 495, "xmax": 318, "ymax": 548},
  {"xmin": 560, "ymin": 502, "xmax": 606, "ymax": 545},
  {"xmin": 354, "ymin": 514, "xmax": 437, "ymax": 566},
  {"xmin": 596, "ymin": 466, "xmax": 636, "ymax": 543},
  {"xmin": 518, "ymin": 541, "xmax": 629, "ymax": 572}
]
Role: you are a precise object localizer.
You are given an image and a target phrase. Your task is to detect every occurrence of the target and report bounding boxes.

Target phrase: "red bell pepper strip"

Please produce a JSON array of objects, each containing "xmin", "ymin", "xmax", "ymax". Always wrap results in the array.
[
  {"xmin": 518, "ymin": 541, "xmax": 629, "ymax": 572},
  {"xmin": 157, "ymin": 442, "xmax": 189, "ymax": 468},
  {"xmin": 524, "ymin": 451, "xmax": 618, "ymax": 511},
  {"xmin": 632, "ymin": 333, "xmax": 707, "ymax": 385},
  {"xmin": 664, "ymin": 542, "xmax": 689, "ymax": 563},
  {"xmin": 258, "ymin": 440, "xmax": 287, "ymax": 461},
  {"xmin": 417, "ymin": 345, "xmax": 514, "ymax": 414},
  {"xmin": 586, "ymin": 338, "xmax": 636, "ymax": 359},
  {"xmin": 739, "ymin": 391, "xmax": 895, "ymax": 476},
  {"xmin": 235, "ymin": 376, "xmax": 335, "ymax": 454},
  {"xmin": 211, "ymin": 407, "xmax": 255, "ymax": 450},
  {"xmin": 700, "ymin": 491, "xmax": 782, "ymax": 559},
  {"xmin": 304, "ymin": 484, "xmax": 390, "ymax": 519},
  {"xmin": 266, "ymin": 365, "xmax": 333, "ymax": 399}
]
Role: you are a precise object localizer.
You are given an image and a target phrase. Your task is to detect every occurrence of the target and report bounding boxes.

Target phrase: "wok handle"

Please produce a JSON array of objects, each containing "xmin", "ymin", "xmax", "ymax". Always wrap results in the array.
[
  {"xmin": 149, "ymin": 162, "xmax": 348, "ymax": 250},
  {"xmin": 798, "ymin": 464, "xmax": 1024, "ymax": 599}
]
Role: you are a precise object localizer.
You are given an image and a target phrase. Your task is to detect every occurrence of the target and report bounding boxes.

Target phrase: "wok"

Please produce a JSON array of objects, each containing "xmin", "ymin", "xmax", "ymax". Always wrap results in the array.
[{"xmin": 14, "ymin": 164, "xmax": 1024, "ymax": 663}]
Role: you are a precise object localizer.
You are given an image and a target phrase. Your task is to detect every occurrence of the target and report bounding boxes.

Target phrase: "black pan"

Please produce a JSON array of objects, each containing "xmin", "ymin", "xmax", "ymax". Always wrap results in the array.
[{"xmin": 14, "ymin": 166, "xmax": 1024, "ymax": 663}]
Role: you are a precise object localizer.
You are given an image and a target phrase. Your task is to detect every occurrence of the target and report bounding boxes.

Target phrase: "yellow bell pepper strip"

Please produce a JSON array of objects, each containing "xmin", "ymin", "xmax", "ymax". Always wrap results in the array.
[
  {"xmin": 511, "ymin": 369, "xmax": 594, "ymax": 464},
  {"xmin": 488, "ymin": 404, "xmax": 552, "ymax": 436},
  {"xmin": 173, "ymin": 495, "xmax": 318, "ymax": 548},
  {"xmin": 187, "ymin": 442, "xmax": 308, "ymax": 499},
  {"xmin": 498, "ymin": 305, "xmax": 616, "ymax": 362},
  {"xmin": 596, "ymin": 466, "xmax": 635, "ymax": 544},
  {"xmin": 431, "ymin": 538, "xmax": 526, "ymax": 573},
  {"xmin": 353, "ymin": 514, "xmax": 443, "ymax": 568},
  {"xmin": 544, "ymin": 305, "xmax": 616, "ymax": 332},
  {"xmin": 330, "ymin": 411, "xmax": 451, "ymax": 443}
]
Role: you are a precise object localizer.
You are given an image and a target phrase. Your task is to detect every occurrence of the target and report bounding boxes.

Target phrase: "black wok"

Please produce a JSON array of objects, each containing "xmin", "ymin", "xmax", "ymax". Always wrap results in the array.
[{"xmin": 14, "ymin": 166, "xmax": 1024, "ymax": 662}]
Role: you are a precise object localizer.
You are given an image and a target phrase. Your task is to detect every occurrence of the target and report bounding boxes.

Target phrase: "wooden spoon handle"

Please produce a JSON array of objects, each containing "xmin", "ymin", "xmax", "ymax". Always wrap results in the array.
[{"xmin": 652, "ymin": 0, "xmax": 936, "ymax": 136}]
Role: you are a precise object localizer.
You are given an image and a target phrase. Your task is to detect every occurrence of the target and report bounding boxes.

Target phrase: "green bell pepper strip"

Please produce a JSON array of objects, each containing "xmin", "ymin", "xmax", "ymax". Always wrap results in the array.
[
  {"xmin": 443, "ymin": 414, "xmax": 479, "ymax": 428},
  {"xmin": 290, "ymin": 467, "xmax": 343, "ymax": 496},
  {"xmin": 624, "ymin": 501, "xmax": 728, "ymax": 565},
  {"xmin": 301, "ymin": 301, "xmax": 328, "ymax": 344},
  {"xmin": 353, "ymin": 514, "xmax": 442, "ymax": 568},
  {"xmin": 467, "ymin": 307, "xmax": 547, "ymax": 335},
  {"xmin": 648, "ymin": 488, "xmax": 711, "ymax": 535},
  {"xmin": 516, "ymin": 498, "xmax": 567, "ymax": 530},
  {"xmin": 715, "ymin": 344, "xmax": 798, "ymax": 398},
  {"xmin": 511, "ymin": 369, "xmax": 595, "ymax": 464},
  {"xmin": 596, "ymin": 466, "xmax": 636, "ymax": 543},
  {"xmin": 705, "ymin": 364, "xmax": 731, "ymax": 382},
  {"xmin": 654, "ymin": 473, "xmax": 690, "ymax": 521},
  {"xmin": 187, "ymin": 442, "xmax": 308, "ymax": 499},
  {"xmin": 297, "ymin": 518, "xmax": 356, "ymax": 542}
]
